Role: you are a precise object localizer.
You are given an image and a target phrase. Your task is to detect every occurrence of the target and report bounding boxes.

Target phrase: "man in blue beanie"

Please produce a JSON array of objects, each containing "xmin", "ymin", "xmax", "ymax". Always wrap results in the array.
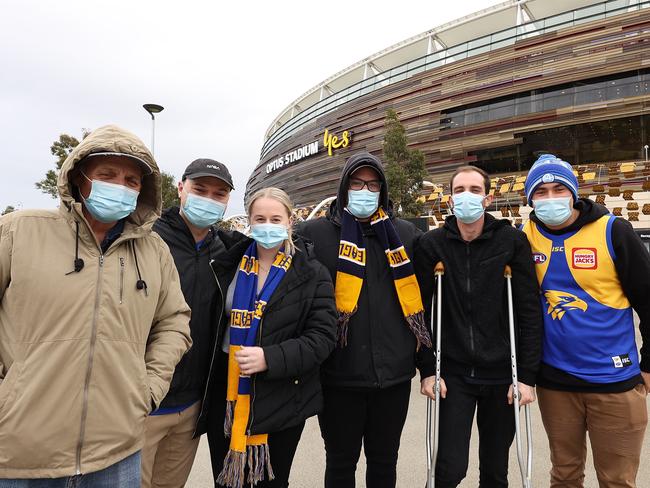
[{"xmin": 522, "ymin": 154, "xmax": 650, "ymax": 487}]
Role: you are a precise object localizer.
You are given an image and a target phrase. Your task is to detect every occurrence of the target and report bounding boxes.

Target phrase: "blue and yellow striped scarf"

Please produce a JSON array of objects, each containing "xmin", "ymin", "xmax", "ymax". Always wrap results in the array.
[
  {"xmin": 216, "ymin": 241, "xmax": 292, "ymax": 488},
  {"xmin": 336, "ymin": 207, "xmax": 431, "ymax": 349}
]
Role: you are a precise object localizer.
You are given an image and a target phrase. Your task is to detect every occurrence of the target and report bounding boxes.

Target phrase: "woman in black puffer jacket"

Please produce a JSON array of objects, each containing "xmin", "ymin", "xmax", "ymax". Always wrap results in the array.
[{"xmin": 207, "ymin": 187, "xmax": 337, "ymax": 488}]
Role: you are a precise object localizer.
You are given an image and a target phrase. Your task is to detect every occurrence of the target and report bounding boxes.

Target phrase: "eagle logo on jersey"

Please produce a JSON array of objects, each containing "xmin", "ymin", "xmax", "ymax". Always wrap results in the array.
[{"xmin": 544, "ymin": 290, "xmax": 588, "ymax": 320}]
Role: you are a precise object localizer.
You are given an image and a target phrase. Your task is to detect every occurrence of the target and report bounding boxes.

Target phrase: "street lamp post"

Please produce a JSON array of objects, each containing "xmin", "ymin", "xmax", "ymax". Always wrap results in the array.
[{"xmin": 143, "ymin": 104, "xmax": 164, "ymax": 156}]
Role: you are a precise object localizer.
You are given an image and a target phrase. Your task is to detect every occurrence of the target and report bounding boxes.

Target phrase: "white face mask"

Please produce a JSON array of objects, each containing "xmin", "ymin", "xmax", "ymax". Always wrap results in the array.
[
  {"xmin": 533, "ymin": 197, "xmax": 573, "ymax": 226},
  {"xmin": 452, "ymin": 191, "xmax": 486, "ymax": 224},
  {"xmin": 81, "ymin": 172, "xmax": 139, "ymax": 223},
  {"xmin": 250, "ymin": 223, "xmax": 289, "ymax": 249}
]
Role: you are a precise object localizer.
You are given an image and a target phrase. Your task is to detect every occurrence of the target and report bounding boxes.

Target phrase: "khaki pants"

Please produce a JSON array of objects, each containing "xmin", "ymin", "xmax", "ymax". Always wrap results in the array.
[
  {"xmin": 538, "ymin": 385, "xmax": 648, "ymax": 488},
  {"xmin": 141, "ymin": 401, "xmax": 201, "ymax": 488}
]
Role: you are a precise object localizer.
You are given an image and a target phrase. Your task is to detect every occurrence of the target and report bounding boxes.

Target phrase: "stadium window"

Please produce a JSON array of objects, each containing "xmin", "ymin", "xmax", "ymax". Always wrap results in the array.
[
  {"xmin": 543, "ymin": 86, "xmax": 574, "ymax": 111},
  {"xmin": 489, "ymin": 99, "xmax": 515, "ymax": 119}
]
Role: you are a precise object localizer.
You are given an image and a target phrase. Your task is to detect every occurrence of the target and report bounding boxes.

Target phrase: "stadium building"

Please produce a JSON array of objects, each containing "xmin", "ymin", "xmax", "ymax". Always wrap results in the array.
[{"xmin": 246, "ymin": 0, "xmax": 650, "ymax": 249}]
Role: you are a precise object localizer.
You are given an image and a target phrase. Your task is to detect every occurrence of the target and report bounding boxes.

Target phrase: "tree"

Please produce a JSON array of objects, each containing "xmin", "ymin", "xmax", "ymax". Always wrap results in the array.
[
  {"xmin": 161, "ymin": 171, "xmax": 180, "ymax": 209},
  {"xmin": 36, "ymin": 130, "xmax": 90, "ymax": 199},
  {"xmin": 382, "ymin": 109, "xmax": 427, "ymax": 218},
  {"xmin": 2, "ymin": 206, "xmax": 15, "ymax": 215}
]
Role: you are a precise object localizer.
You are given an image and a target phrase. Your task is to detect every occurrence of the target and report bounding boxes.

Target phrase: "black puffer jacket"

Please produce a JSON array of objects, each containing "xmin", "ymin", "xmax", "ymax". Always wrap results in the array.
[
  {"xmin": 296, "ymin": 152, "xmax": 435, "ymax": 389},
  {"xmin": 225, "ymin": 237, "xmax": 337, "ymax": 435},
  {"xmin": 414, "ymin": 214, "xmax": 543, "ymax": 385},
  {"xmin": 154, "ymin": 207, "xmax": 250, "ymax": 436}
]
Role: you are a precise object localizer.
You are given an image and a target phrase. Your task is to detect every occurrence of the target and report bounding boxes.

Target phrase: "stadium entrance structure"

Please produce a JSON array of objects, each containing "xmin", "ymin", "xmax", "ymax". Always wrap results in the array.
[{"xmin": 248, "ymin": 0, "xmax": 650, "ymax": 238}]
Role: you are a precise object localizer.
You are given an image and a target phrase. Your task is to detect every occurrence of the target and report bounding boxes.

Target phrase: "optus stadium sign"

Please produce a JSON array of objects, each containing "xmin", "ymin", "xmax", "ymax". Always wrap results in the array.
[{"xmin": 266, "ymin": 129, "xmax": 352, "ymax": 174}]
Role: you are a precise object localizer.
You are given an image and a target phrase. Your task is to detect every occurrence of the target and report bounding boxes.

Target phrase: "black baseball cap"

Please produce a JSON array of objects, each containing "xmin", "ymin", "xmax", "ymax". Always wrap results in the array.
[{"xmin": 182, "ymin": 158, "xmax": 234, "ymax": 190}]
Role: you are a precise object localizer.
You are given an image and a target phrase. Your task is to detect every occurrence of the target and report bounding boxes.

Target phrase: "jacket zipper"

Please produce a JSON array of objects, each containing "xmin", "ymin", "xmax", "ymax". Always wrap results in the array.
[
  {"xmin": 119, "ymin": 257, "xmax": 125, "ymax": 304},
  {"xmin": 466, "ymin": 244, "xmax": 476, "ymax": 377},
  {"xmin": 76, "ymin": 253, "xmax": 104, "ymax": 474},
  {"xmin": 194, "ymin": 260, "xmax": 225, "ymax": 437}
]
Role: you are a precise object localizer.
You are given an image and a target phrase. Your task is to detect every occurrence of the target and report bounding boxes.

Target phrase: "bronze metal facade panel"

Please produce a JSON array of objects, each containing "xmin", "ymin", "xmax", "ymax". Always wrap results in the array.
[{"xmin": 247, "ymin": 7, "xmax": 650, "ymax": 207}]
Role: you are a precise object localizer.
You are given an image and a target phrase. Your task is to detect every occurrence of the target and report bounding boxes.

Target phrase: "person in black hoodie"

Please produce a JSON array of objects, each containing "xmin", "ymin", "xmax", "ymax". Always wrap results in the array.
[
  {"xmin": 522, "ymin": 154, "xmax": 650, "ymax": 487},
  {"xmin": 414, "ymin": 165, "xmax": 542, "ymax": 488},
  {"xmin": 142, "ymin": 159, "xmax": 250, "ymax": 488},
  {"xmin": 296, "ymin": 152, "xmax": 435, "ymax": 488}
]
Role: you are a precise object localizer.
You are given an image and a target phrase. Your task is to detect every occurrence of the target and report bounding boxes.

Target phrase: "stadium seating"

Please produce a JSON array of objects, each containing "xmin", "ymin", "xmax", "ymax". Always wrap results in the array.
[{"xmin": 288, "ymin": 160, "xmax": 650, "ymax": 231}]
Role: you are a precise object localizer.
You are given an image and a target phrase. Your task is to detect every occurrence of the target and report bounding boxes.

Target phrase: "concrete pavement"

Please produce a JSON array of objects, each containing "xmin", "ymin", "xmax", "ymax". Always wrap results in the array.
[{"xmin": 187, "ymin": 378, "xmax": 650, "ymax": 487}]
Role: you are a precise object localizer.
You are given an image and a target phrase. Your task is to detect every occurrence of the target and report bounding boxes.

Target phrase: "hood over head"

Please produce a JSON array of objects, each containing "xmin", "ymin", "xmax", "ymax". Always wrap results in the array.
[
  {"xmin": 57, "ymin": 125, "xmax": 161, "ymax": 230},
  {"xmin": 333, "ymin": 151, "xmax": 389, "ymax": 219}
]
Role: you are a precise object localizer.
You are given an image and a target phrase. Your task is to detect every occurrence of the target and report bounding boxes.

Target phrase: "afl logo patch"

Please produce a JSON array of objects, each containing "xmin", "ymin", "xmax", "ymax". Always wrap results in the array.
[
  {"xmin": 542, "ymin": 173, "xmax": 555, "ymax": 183},
  {"xmin": 572, "ymin": 248, "xmax": 597, "ymax": 269},
  {"xmin": 532, "ymin": 252, "xmax": 547, "ymax": 264}
]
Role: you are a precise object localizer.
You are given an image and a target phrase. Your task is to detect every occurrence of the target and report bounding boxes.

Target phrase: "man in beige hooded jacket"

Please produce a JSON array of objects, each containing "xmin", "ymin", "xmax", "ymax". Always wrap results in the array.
[{"xmin": 0, "ymin": 125, "xmax": 192, "ymax": 486}]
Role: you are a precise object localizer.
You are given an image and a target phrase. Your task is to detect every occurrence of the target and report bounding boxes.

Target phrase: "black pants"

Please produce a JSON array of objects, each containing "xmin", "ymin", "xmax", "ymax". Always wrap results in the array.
[
  {"xmin": 435, "ymin": 374, "xmax": 516, "ymax": 488},
  {"xmin": 207, "ymin": 354, "xmax": 305, "ymax": 488},
  {"xmin": 318, "ymin": 381, "xmax": 411, "ymax": 488}
]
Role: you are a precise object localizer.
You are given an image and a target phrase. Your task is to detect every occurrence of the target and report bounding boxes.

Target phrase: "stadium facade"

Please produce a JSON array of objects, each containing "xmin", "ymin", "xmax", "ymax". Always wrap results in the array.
[{"xmin": 246, "ymin": 0, "xmax": 650, "ymax": 246}]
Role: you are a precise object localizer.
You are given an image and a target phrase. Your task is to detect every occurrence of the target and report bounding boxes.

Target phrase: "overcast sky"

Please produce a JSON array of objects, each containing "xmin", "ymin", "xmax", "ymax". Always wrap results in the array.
[{"xmin": 1, "ymin": 0, "xmax": 501, "ymax": 215}]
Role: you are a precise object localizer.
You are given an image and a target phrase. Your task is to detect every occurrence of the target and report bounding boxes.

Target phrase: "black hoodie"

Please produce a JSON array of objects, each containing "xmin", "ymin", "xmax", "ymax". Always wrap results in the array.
[
  {"xmin": 295, "ymin": 152, "xmax": 435, "ymax": 389},
  {"xmin": 153, "ymin": 207, "xmax": 250, "ymax": 434},
  {"xmin": 530, "ymin": 198, "xmax": 650, "ymax": 393},
  {"xmin": 414, "ymin": 213, "xmax": 543, "ymax": 385}
]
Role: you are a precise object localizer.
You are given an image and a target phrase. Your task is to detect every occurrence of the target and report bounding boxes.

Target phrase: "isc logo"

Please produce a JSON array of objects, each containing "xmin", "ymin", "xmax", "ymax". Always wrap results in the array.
[{"xmin": 532, "ymin": 253, "xmax": 547, "ymax": 264}]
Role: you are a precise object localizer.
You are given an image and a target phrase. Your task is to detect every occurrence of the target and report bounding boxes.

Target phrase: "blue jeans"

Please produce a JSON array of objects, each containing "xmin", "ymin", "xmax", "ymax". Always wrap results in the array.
[{"xmin": 0, "ymin": 451, "xmax": 140, "ymax": 488}]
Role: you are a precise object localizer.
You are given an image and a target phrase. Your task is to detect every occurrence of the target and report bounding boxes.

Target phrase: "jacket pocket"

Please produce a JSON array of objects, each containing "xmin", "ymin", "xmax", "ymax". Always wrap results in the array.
[
  {"xmin": 140, "ymin": 361, "xmax": 152, "ymax": 414},
  {"xmin": 0, "ymin": 362, "xmax": 22, "ymax": 415}
]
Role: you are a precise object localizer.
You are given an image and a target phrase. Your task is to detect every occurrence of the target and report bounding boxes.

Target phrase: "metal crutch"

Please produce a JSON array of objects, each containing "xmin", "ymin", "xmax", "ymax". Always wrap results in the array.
[
  {"xmin": 504, "ymin": 265, "xmax": 533, "ymax": 488},
  {"xmin": 426, "ymin": 262, "xmax": 444, "ymax": 488}
]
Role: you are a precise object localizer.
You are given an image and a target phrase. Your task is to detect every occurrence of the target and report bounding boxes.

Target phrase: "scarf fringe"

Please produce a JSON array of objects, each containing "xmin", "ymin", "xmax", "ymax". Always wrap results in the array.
[
  {"xmin": 223, "ymin": 400, "xmax": 235, "ymax": 437},
  {"xmin": 336, "ymin": 309, "xmax": 356, "ymax": 347},
  {"xmin": 248, "ymin": 443, "xmax": 275, "ymax": 485},
  {"xmin": 216, "ymin": 449, "xmax": 246, "ymax": 488},
  {"xmin": 216, "ymin": 445, "xmax": 275, "ymax": 488},
  {"xmin": 406, "ymin": 311, "xmax": 433, "ymax": 351}
]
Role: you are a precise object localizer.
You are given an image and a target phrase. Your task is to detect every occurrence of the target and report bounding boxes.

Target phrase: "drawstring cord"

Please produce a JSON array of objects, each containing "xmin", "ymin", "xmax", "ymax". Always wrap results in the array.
[
  {"xmin": 131, "ymin": 240, "xmax": 148, "ymax": 296},
  {"xmin": 65, "ymin": 222, "xmax": 85, "ymax": 275},
  {"xmin": 66, "ymin": 221, "xmax": 148, "ymax": 298}
]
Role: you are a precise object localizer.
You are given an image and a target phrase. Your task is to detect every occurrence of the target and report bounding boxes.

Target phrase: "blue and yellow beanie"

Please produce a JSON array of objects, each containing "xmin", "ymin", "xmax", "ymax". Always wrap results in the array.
[{"xmin": 524, "ymin": 154, "xmax": 578, "ymax": 205}]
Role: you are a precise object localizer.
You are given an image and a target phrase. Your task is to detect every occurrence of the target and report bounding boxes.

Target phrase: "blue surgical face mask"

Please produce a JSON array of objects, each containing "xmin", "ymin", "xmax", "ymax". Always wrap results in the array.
[
  {"xmin": 533, "ymin": 197, "xmax": 573, "ymax": 226},
  {"xmin": 452, "ymin": 191, "xmax": 486, "ymax": 224},
  {"xmin": 182, "ymin": 193, "xmax": 226, "ymax": 228},
  {"xmin": 250, "ymin": 223, "xmax": 289, "ymax": 250},
  {"xmin": 347, "ymin": 189, "xmax": 380, "ymax": 219},
  {"xmin": 81, "ymin": 173, "xmax": 139, "ymax": 223}
]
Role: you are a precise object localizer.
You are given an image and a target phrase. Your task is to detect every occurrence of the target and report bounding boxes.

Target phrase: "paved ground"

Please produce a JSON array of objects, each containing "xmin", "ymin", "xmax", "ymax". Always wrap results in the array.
[
  {"xmin": 188, "ymin": 377, "xmax": 650, "ymax": 487},
  {"xmin": 189, "ymin": 324, "xmax": 650, "ymax": 487}
]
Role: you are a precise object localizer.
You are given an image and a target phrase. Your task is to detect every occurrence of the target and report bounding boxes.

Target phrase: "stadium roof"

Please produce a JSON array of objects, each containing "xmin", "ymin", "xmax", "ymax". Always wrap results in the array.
[{"xmin": 264, "ymin": 0, "xmax": 619, "ymax": 141}]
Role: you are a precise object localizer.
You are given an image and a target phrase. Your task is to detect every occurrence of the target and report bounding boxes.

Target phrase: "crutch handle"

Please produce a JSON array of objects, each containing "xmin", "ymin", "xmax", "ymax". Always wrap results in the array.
[
  {"xmin": 504, "ymin": 265, "xmax": 512, "ymax": 278},
  {"xmin": 434, "ymin": 261, "xmax": 445, "ymax": 276}
]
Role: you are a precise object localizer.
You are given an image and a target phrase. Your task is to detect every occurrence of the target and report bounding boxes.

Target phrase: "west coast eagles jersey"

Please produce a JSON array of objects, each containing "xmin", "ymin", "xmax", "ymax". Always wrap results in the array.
[{"xmin": 523, "ymin": 215, "xmax": 639, "ymax": 383}]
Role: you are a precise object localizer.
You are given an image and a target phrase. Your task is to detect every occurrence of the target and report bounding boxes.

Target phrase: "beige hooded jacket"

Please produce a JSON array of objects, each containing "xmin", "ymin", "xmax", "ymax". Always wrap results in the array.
[{"xmin": 0, "ymin": 125, "xmax": 192, "ymax": 478}]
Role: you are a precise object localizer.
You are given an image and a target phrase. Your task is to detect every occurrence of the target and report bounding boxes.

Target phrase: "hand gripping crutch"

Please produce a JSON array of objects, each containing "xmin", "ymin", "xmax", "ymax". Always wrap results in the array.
[
  {"xmin": 426, "ymin": 262, "xmax": 444, "ymax": 488},
  {"xmin": 504, "ymin": 265, "xmax": 533, "ymax": 488}
]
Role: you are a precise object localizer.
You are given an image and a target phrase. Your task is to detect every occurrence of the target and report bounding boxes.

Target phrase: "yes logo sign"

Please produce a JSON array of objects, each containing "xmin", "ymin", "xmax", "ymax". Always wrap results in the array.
[{"xmin": 323, "ymin": 129, "xmax": 352, "ymax": 156}]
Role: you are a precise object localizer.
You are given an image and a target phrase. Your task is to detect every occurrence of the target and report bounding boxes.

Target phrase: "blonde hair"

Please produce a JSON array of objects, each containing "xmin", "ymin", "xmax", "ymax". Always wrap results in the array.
[{"xmin": 247, "ymin": 187, "xmax": 296, "ymax": 255}]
